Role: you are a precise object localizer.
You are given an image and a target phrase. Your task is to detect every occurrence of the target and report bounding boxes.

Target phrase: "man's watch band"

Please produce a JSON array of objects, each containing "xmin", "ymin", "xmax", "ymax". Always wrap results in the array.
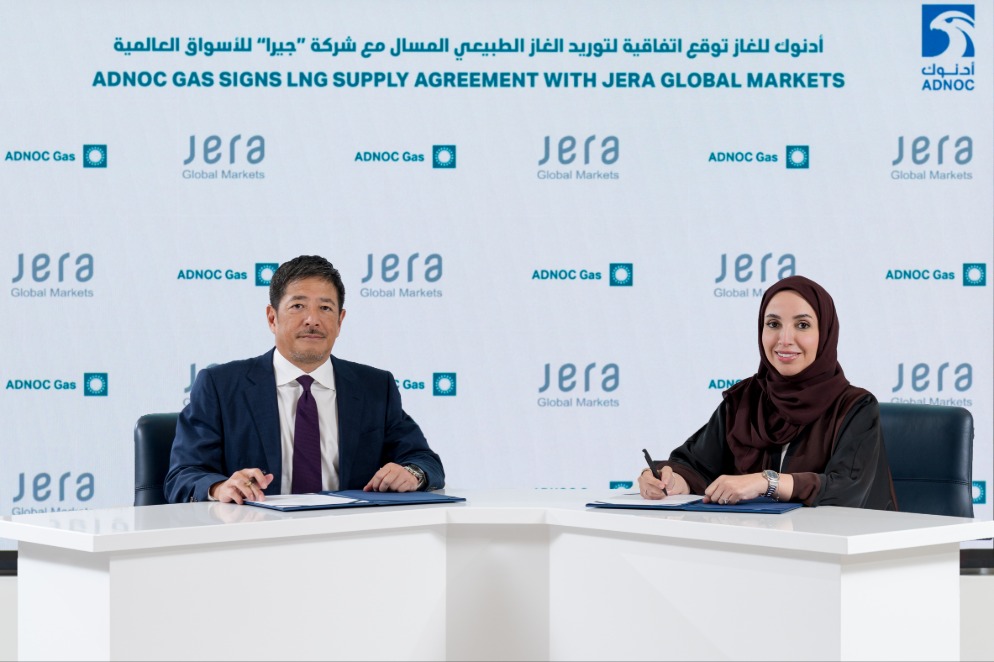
[{"xmin": 403, "ymin": 464, "xmax": 427, "ymax": 491}]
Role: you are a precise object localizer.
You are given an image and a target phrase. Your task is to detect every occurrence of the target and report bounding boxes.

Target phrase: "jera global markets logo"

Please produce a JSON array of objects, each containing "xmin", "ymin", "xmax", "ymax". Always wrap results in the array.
[
  {"xmin": 10, "ymin": 251, "xmax": 94, "ymax": 299},
  {"xmin": 11, "ymin": 469, "xmax": 95, "ymax": 514},
  {"xmin": 537, "ymin": 134, "xmax": 619, "ymax": 181},
  {"xmin": 891, "ymin": 134, "xmax": 972, "ymax": 181},
  {"xmin": 891, "ymin": 360, "xmax": 972, "ymax": 407},
  {"xmin": 360, "ymin": 252, "xmax": 443, "ymax": 299},
  {"xmin": 532, "ymin": 263, "xmax": 633, "ymax": 286},
  {"xmin": 713, "ymin": 252, "xmax": 796, "ymax": 298},
  {"xmin": 538, "ymin": 361, "xmax": 620, "ymax": 408},
  {"xmin": 183, "ymin": 134, "xmax": 265, "ymax": 180},
  {"xmin": 920, "ymin": 4, "xmax": 975, "ymax": 92}
]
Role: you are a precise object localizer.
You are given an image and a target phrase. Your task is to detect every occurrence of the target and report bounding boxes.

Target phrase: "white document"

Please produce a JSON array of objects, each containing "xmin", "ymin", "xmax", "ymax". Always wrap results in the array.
[
  {"xmin": 592, "ymin": 493, "xmax": 703, "ymax": 506},
  {"xmin": 245, "ymin": 494, "xmax": 359, "ymax": 508}
]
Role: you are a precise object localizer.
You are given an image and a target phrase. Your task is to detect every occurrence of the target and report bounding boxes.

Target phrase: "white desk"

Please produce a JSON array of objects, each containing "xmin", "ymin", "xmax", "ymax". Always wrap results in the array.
[{"xmin": 1, "ymin": 490, "xmax": 990, "ymax": 661}]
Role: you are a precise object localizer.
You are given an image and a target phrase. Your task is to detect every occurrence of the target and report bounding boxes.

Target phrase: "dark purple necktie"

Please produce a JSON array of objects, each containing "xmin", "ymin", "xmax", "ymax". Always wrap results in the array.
[{"xmin": 291, "ymin": 375, "xmax": 322, "ymax": 494}]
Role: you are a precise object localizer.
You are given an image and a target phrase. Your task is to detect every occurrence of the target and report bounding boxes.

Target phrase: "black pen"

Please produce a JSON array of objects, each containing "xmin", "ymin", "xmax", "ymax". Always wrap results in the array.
[{"xmin": 642, "ymin": 448, "xmax": 668, "ymax": 496}]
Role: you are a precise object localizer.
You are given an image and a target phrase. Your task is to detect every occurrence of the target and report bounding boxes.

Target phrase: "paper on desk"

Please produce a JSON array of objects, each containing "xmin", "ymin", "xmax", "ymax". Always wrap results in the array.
[
  {"xmin": 245, "ymin": 494, "xmax": 360, "ymax": 508},
  {"xmin": 592, "ymin": 493, "xmax": 704, "ymax": 506}
]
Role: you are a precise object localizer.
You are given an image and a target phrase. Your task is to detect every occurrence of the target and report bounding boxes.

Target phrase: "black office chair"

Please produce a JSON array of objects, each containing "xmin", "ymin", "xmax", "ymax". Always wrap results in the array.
[
  {"xmin": 134, "ymin": 413, "xmax": 179, "ymax": 506},
  {"xmin": 879, "ymin": 402, "xmax": 974, "ymax": 517}
]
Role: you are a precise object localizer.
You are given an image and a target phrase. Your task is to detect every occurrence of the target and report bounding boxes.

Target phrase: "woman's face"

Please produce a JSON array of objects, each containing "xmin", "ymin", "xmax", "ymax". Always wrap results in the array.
[{"xmin": 762, "ymin": 290, "xmax": 819, "ymax": 377}]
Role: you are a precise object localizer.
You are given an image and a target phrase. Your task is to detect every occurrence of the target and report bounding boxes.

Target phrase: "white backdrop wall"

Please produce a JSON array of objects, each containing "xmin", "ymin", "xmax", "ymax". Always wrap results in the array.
[{"xmin": 1, "ymin": 0, "xmax": 991, "ymax": 548}]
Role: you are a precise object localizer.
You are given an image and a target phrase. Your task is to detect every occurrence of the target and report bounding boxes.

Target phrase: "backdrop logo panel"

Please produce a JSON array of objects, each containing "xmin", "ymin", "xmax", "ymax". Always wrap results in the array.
[
  {"xmin": 176, "ymin": 265, "xmax": 252, "ymax": 282},
  {"xmin": 531, "ymin": 262, "xmax": 634, "ymax": 286},
  {"xmin": 537, "ymin": 134, "xmax": 620, "ymax": 181},
  {"xmin": 182, "ymin": 133, "xmax": 265, "ymax": 180},
  {"xmin": 963, "ymin": 263, "xmax": 986, "ymax": 286},
  {"xmin": 82, "ymin": 144, "xmax": 108, "ymax": 168},
  {"xmin": 11, "ymin": 470, "xmax": 95, "ymax": 514},
  {"xmin": 537, "ymin": 361, "xmax": 620, "ymax": 408},
  {"xmin": 83, "ymin": 372, "xmax": 108, "ymax": 396},
  {"xmin": 432, "ymin": 145, "xmax": 456, "ymax": 168},
  {"xmin": 714, "ymin": 252, "xmax": 796, "ymax": 298},
  {"xmin": 891, "ymin": 360, "xmax": 973, "ymax": 406},
  {"xmin": 10, "ymin": 251, "xmax": 95, "ymax": 299},
  {"xmin": 891, "ymin": 134, "xmax": 973, "ymax": 180},
  {"xmin": 3, "ymin": 147, "xmax": 77, "ymax": 164},
  {"xmin": 785, "ymin": 145, "xmax": 809, "ymax": 169},
  {"xmin": 255, "ymin": 262, "xmax": 278, "ymax": 286},
  {"xmin": 432, "ymin": 372, "xmax": 457, "ymax": 396},
  {"xmin": 359, "ymin": 252, "xmax": 443, "ymax": 299},
  {"xmin": 920, "ymin": 4, "xmax": 976, "ymax": 91},
  {"xmin": 884, "ymin": 266, "xmax": 968, "ymax": 283}
]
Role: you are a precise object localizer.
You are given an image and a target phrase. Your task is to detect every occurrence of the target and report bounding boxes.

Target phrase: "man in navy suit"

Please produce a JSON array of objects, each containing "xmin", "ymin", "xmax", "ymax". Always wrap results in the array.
[{"xmin": 165, "ymin": 255, "xmax": 444, "ymax": 504}]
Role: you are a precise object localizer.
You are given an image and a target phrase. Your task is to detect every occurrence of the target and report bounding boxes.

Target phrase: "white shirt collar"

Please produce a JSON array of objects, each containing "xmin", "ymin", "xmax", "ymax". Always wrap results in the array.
[{"xmin": 272, "ymin": 349, "xmax": 336, "ymax": 391}]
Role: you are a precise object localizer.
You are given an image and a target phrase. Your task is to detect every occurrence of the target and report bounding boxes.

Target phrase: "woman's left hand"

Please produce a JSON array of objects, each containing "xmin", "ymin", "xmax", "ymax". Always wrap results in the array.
[{"xmin": 703, "ymin": 473, "xmax": 767, "ymax": 505}]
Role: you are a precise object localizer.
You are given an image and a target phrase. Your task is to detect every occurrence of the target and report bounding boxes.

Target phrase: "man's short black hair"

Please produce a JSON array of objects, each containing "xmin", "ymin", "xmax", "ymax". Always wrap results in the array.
[{"xmin": 269, "ymin": 255, "xmax": 345, "ymax": 311}]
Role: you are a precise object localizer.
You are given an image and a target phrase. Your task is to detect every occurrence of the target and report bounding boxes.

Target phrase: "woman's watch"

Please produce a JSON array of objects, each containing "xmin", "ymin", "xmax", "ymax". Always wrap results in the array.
[
  {"xmin": 403, "ymin": 464, "xmax": 427, "ymax": 490},
  {"xmin": 762, "ymin": 469, "xmax": 780, "ymax": 501}
]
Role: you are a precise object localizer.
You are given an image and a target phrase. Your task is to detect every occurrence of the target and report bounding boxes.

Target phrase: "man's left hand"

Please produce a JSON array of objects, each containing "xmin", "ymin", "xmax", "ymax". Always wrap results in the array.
[{"xmin": 363, "ymin": 462, "xmax": 419, "ymax": 492}]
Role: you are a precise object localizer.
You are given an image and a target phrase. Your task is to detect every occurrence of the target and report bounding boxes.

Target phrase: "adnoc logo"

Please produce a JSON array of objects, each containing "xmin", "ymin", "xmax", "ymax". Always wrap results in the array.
[
  {"xmin": 432, "ymin": 145, "xmax": 456, "ymax": 169},
  {"xmin": 609, "ymin": 263, "xmax": 633, "ymax": 286},
  {"xmin": 82, "ymin": 145, "xmax": 107, "ymax": 168},
  {"xmin": 973, "ymin": 481, "xmax": 986, "ymax": 505},
  {"xmin": 83, "ymin": 373, "xmax": 108, "ymax": 396},
  {"xmin": 432, "ymin": 372, "xmax": 457, "ymax": 396},
  {"xmin": 963, "ymin": 263, "xmax": 986, "ymax": 286},
  {"xmin": 920, "ymin": 5, "xmax": 975, "ymax": 92},
  {"xmin": 785, "ymin": 145, "xmax": 809, "ymax": 169},
  {"xmin": 256, "ymin": 262, "xmax": 278, "ymax": 286},
  {"xmin": 922, "ymin": 5, "xmax": 975, "ymax": 57}
]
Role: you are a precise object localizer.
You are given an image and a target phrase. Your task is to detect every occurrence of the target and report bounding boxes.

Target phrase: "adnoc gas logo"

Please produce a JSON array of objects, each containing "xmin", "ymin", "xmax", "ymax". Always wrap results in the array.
[
  {"xmin": 177, "ymin": 264, "xmax": 269, "ymax": 284},
  {"xmin": 4, "ymin": 372, "xmax": 108, "ymax": 396},
  {"xmin": 884, "ymin": 264, "xmax": 985, "ymax": 286},
  {"xmin": 963, "ymin": 263, "xmax": 986, "ymax": 286},
  {"xmin": 392, "ymin": 372, "xmax": 457, "ymax": 396},
  {"xmin": 256, "ymin": 262, "xmax": 278, "ymax": 286},
  {"xmin": 785, "ymin": 145, "xmax": 809, "ymax": 169},
  {"xmin": 433, "ymin": 145, "xmax": 456, "ymax": 168},
  {"xmin": 532, "ymin": 263, "xmax": 634, "ymax": 287},
  {"xmin": 82, "ymin": 145, "xmax": 107, "ymax": 168},
  {"xmin": 920, "ymin": 5, "xmax": 975, "ymax": 92},
  {"xmin": 83, "ymin": 373, "xmax": 108, "ymax": 396},
  {"xmin": 973, "ymin": 481, "xmax": 987, "ymax": 505}
]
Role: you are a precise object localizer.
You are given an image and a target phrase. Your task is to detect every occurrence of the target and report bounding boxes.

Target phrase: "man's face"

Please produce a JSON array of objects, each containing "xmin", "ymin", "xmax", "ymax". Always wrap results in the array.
[{"xmin": 267, "ymin": 276, "xmax": 345, "ymax": 372}]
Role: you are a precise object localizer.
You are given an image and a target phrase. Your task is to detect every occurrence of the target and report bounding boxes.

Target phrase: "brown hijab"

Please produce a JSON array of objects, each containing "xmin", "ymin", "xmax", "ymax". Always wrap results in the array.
[{"xmin": 722, "ymin": 276, "xmax": 865, "ymax": 473}]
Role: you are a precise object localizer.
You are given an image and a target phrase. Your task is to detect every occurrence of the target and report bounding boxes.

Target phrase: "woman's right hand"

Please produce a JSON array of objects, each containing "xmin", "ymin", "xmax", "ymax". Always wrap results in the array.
[{"xmin": 638, "ymin": 465, "xmax": 690, "ymax": 499}]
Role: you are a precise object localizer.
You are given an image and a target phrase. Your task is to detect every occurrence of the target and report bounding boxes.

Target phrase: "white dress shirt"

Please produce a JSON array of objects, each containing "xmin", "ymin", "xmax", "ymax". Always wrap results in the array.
[{"xmin": 273, "ymin": 350, "xmax": 340, "ymax": 493}]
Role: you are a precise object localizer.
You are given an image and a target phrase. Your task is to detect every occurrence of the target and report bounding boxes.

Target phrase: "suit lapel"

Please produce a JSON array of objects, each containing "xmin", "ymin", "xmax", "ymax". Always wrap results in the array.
[
  {"xmin": 244, "ymin": 350, "xmax": 282, "ymax": 490},
  {"xmin": 333, "ymin": 355, "xmax": 363, "ymax": 488}
]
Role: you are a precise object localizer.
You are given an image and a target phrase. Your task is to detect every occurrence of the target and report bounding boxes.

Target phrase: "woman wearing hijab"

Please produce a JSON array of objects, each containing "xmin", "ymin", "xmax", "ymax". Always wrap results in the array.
[{"xmin": 638, "ymin": 275, "xmax": 897, "ymax": 510}]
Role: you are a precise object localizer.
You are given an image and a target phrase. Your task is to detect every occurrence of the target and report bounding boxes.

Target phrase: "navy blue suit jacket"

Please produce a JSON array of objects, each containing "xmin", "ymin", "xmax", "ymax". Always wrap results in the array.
[{"xmin": 164, "ymin": 350, "xmax": 444, "ymax": 503}]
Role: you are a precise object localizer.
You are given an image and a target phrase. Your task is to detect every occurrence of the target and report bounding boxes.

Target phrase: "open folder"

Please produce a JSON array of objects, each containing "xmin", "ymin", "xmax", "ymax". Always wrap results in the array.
[
  {"xmin": 587, "ymin": 493, "xmax": 802, "ymax": 514},
  {"xmin": 245, "ymin": 490, "xmax": 466, "ymax": 512}
]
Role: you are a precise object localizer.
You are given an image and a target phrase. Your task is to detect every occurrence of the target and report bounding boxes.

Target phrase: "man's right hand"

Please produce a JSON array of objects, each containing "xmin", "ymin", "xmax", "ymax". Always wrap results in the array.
[{"xmin": 209, "ymin": 469, "xmax": 274, "ymax": 504}]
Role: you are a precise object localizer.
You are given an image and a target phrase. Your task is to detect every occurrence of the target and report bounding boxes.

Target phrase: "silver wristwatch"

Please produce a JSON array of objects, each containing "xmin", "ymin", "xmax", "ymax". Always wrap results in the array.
[
  {"xmin": 403, "ymin": 464, "xmax": 427, "ymax": 490},
  {"xmin": 762, "ymin": 469, "xmax": 780, "ymax": 501}
]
